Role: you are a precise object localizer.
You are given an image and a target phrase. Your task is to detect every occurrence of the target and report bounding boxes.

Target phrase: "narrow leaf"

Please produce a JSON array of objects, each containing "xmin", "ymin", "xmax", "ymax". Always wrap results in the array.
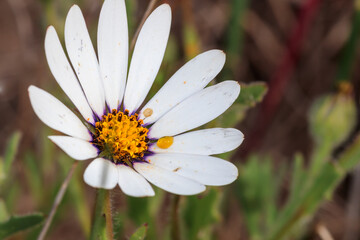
[
  {"xmin": 130, "ymin": 224, "xmax": 148, "ymax": 240},
  {"xmin": 4, "ymin": 131, "xmax": 22, "ymax": 173},
  {"xmin": 0, "ymin": 157, "xmax": 4, "ymax": 183},
  {"xmin": 0, "ymin": 213, "xmax": 44, "ymax": 239},
  {"xmin": 236, "ymin": 82, "xmax": 268, "ymax": 107}
]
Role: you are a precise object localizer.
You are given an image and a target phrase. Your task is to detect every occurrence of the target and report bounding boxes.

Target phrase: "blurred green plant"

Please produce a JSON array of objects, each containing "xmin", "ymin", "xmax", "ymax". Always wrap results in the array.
[
  {"xmin": 130, "ymin": 223, "xmax": 148, "ymax": 240},
  {"xmin": 183, "ymin": 189, "xmax": 222, "ymax": 240},
  {"xmin": 237, "ymin": 82, "xmax": 268, "ymax": 107},
  {"xmin": 224, "ymin": 0, "xmax": 250, "ymax": 79},
  {"xmin": 0, "ymin": 131, "xmax": 45, "ymax": 239},
  {"xmin": 3, "ymin": 131, "xmax": 21, "ymax": 178},
  {"xmin": 236, "ymin": 156, "xmax": 284, "ymax": 240},
  {"xmin": 234, "ymin": 90, "xmax": 360, "ymax": 240},
  {"xmin": 0, "ymin": 213, "xmax": 44, "ymax": 239},
  {"xmin": 0, "ymin": 200, "xmax": 9, "ymax": 222}
]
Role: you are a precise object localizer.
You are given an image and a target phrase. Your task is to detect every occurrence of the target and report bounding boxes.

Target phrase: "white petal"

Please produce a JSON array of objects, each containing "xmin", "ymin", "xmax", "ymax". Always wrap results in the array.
[
  {"xmin": 139, "ymin": 50, "xmax": 226, "ymax": 124},
  {"xmin": 124, "ymin": 4, "xmax": 171, "ymax": 113},
  {"xmin": 28, "ymin": 86, "xmax": 91, "ymax": 141},
  {"xmin": 117, "ymin": 165, "xmax": 154, "ymax": 197},
  {"xmin": 45, "ymin": 26, "xmax": 95, "ymax": 124},
  {"xmin": 146, "ymin": 153, "xmax": 238, "ymax": 186},
  {"xmin": 65, "ymin": 5, "xmax": 105, "ymax": 117},
  {"xmin": 150, "ymin": 128, "xmax": 244, "ymax": 155},
  {"xmin": 134, "ymin": 162, "xmax": 205, "ymax": 195},
  {"xmin": 48, "ymin": 136, "xmax": 97, "ymax": 160},
  {"xmin": 98, "ymin": 0, "xmax": 128, "ymax": 110},
  {"xmin": 149, "ymin": 81, "xmax": 240, "ymax": 139},
  {"xmin": 83, "ymin": 158, "xmax": 118, "ymax": 189}
]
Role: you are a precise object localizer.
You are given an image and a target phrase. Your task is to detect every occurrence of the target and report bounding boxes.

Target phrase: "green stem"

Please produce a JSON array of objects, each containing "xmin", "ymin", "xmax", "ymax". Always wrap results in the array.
[
  {"xmin": 90, "ymin": 189, "xmax": 113, "ymax": 240},
  {"xmin": 171, "ymin": 195, "xmax": 181, "ymax": 240}
]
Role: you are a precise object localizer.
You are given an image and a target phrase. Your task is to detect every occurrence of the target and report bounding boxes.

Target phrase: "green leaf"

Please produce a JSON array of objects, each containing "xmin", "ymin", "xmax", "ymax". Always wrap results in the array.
[
  {"xmin": 0, "ymin": 157, "xmax": 4, "ymax": 184},
  {"xmin": 236, "ymin": 82, "xmax": 268, "ymax": 107},
  {"xmin": 287, "ymin": 154, "xmax": 306, "ymax": 204},
  {"xmin": 0, "ymin": 213, "xmax": 44, "ymax": 239},
  {"xmin": 223, "ymin": 0, "xmax": 250, "ymax": 79},
  {"xmin": 335, "ymin": 1, "xmax": 360, "ymax": 83},
  {"xmin": 268, "ymin": 135, "xmax": 360, "ymax": 240},
  {"xmin": 235, "ymin": 156, "xmax": 284, "ymax": 239},
  {"xmin": 129, "ymin": 224, "xmax": 148, "ymax": 240},
  {"xmin": 183, "ymin": 188, "xmax": 221, "ymax": 240},
  {"xmin": 215, "ymin": 103, "xmax": 247, "ymax": 128},
  {"xmin": 0, "ymin": 199, "xmax": 9, "ymax": 222},
  {"xmin": 4, "ymin": 131, "xmax": 22, "ymax": 174},
  {"xmin": 126, "ymin": 189, "xmax": 163, "ymax": 239},
  {"xmin": 23, "ymin": 151, "xmax": 42, "ymax": 203}
]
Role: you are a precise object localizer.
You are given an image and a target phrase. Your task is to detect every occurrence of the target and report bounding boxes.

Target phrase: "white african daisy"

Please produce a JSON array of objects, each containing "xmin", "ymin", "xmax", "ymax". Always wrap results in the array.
[{"xmin": 28, "ymin": 0, "xmax": 243, "ymax": 197}]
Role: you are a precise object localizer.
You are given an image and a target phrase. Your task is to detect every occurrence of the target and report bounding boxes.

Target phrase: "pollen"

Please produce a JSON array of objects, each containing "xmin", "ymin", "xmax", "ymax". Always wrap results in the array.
[
  {"xmin": 92, "ymin": 109, "xmax": 149, "ymax": 164},
  {"xmin": 157, "ymin": 136, "xmax": 174, "ymax": 149}
]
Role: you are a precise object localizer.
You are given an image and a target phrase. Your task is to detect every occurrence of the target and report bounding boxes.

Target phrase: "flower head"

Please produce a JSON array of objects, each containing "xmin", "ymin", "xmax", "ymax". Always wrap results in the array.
[{"xmin": 28, "ymin": 0, "xmax": 243, "ymax": 197}]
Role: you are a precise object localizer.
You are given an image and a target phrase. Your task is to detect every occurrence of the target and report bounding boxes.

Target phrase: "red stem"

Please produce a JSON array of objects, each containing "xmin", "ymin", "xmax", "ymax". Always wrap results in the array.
[{"xmin": 242, "ymin": 0, "xmax": 323, "ymax": 155}]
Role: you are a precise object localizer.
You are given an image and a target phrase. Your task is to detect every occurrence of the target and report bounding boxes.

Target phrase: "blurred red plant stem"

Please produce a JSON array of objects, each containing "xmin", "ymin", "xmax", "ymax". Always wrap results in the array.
[
  {"xmin": 242, "ymin": 0, "xmax": 323, "ymax": 155},
  {"xmin": 37, "ymin": 162, "xmax": 79, "ymax": 240}
]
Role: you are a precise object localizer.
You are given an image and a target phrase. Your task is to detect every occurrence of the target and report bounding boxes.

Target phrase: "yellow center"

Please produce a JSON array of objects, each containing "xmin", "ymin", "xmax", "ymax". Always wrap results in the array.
[{"xmin": 92, "ymin": 109, "xmax": 149, "ymax": 164}]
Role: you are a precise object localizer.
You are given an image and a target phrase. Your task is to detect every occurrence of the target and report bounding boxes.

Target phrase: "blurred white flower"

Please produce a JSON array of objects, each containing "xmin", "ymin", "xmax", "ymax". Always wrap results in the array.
[{"xmin": 28, "ymin": 0, "xmax": 243, "ymax": 197}]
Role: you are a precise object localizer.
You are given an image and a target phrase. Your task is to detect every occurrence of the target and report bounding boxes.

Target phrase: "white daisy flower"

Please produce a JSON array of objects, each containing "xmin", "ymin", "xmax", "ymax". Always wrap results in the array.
[{"xmin": 28, "ymin": 0, "xmax": 243, "ymax": 197}]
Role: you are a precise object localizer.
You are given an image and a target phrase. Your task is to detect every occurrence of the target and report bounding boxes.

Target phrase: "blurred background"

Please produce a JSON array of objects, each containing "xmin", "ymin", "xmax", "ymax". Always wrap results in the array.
[{"xmin": 1, "ymin": 0, "xmax": 360, "ymax": 239}]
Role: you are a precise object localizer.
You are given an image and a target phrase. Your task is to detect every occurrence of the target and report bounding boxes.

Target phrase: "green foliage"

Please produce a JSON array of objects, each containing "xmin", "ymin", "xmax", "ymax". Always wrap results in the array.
[
  {"xmin": 0, "ymin": 213, "xmax": 44, "ymax": 239},
  {"xmin": 269, "ymin": 136, "xmax": 360, "ymax": 240},
  {"xmin": 23, "ymin": 151, "xmax": 43, "ymax": 203},
  {"xmin": 0, "ymin": 157, "xmax": 4, "ymax": 184},
  {"xmin": 183, "ymin": 189, "xmax": 221, "ymax": 240},
  {"xmin": 3, "ymin": 131, "xmax": 21, "ymax": 175},
  {"xmin": 237, "ymin": 82, "xmax": 268, "ymax": 107},
  {"xmin": 0, "ymin": 199, "xmax": 9, "ymax": 222},
  {"xmin": 226, "ymin": 0, "xmax": 249, "ymax": 55},
  {"xmin": 126, "ymin": 190, "xmax": 164, "ymax": 239},
  {"xmin": 235, "ymin": 156, "xmax": 283, "ymax": 239},
  {"xmin": 336, "ymin": 1, "xmax": 360, "ymax": 83},
  {"xmin": 235, "ymin": 141, "xmax": 360, "ymax": 240},
  {"xmin": 233, "ymin": 91, "xmax": 360, "ymax": 240},
  {"xmin": 130, "ymin": 224, "xmax": 148, "ymax": 240},
  {"xmin": 223, "ymin": 0, "xmax": 250, "ymax": 79}
]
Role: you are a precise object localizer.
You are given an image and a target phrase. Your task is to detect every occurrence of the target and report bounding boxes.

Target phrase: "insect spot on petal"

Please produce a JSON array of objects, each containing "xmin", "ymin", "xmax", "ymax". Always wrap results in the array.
[{"xmin": 143, "ymin": 108, "xmax": 153, "ymax": 117}]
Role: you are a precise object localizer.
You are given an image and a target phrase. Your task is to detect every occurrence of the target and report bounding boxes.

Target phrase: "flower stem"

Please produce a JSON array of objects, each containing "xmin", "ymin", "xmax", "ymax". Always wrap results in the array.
[
  {"xmin": 37, "ymin": 161, "xmax": 78, "ymax": 240},
  {"xmin": 90, "ymin": 189, "xmax": 113, "ymax": 240},
  {"xmin": 171, "ymin": 195, "xmax": 181, "ymax": 240},
  {"xmin": 104, "ymin": 191, "xmax": 113, "ymax": 239}
]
